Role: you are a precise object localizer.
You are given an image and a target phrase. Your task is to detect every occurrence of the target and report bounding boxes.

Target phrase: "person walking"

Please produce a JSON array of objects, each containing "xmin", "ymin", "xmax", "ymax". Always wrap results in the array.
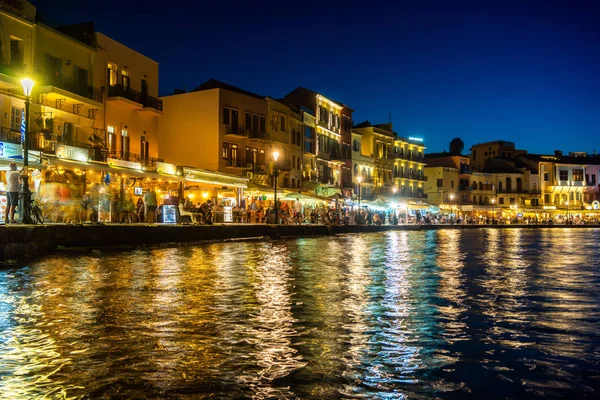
[
  {"xmin": 293, "ymin": 198, "xmax": 303, "ymax": 224},
  {"xmin": 5, "ymin": 162, "xmax": 21, "ymax": 224},
  {"xmin": 143, "ymin": 188, "xmax": 157, "ymax": 223}
]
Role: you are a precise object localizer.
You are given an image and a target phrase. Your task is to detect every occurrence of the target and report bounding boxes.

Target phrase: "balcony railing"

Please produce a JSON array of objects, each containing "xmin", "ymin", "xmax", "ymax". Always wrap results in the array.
[
  {"xmin": 47, "ymin": 74, "xmax": 102, "ymax": 103},
  {"xmin": 394, "ymin": 172, "xmax": 426, "ymax": 181},
  {"xmin": 108, "ymin": 84, "xmax": 163, "ymax": 112},
  {"xmin": 394, "ymin": 153, "xmax": 426, "ymax": 163},
  {"xmin": 0, "ymin": 127, "xmax": 22, "ymax": 144},
  {"xmin": 108, "ymin": 151, "xmax": 162, "ymax": 168}
]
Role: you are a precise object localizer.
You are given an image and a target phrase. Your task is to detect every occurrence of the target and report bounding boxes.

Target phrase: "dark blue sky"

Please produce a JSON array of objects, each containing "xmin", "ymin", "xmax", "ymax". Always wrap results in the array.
[{"xmin": 35, "ymin": 0, "xmax": 599, "ymax": 154}]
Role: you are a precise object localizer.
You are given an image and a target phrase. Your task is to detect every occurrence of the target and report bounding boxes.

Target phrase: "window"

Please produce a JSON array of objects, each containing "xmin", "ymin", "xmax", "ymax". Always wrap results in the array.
[
  {"xmin": 593, "ymin": 174, "xmax": 597, "ymax": 185},
  {"xmin": 544, "ymin": 172, "xmax": 549, "ymax": 181},
  {"xmin": 572, "ymin": 169, "xmax": 583, "ymax": 182},
  {"xmin": 253, "ymin": 115, "xmax": 259, "ymax": 134},
  {"xmin": 260, "ymin": 117, "xmax": 265, "ymax": 134},
  {"xmin": 280, "ymin": 116, "xmax": 286, "ymax": 131},
  {"xmin": 10, "ymin": 106, "xmax": 23, "ymax": 132},
  {"xmin": 223, "ymin": 108, "xmax": 230, "ymax": 125},
  {"xmin": 222, "ymin": 143, "xmax": 229, "ymax": 159},
  {"xmin": 121, "ymin": 129, "xmax": 129, "ymax": 153},
  {"xmin": 10, "ymin": 37, "xmax": 23, "ymax": 67},
  {"xmin": 122, "ymin": 70, "xmax": 130, "ymax": 89},
  {"xmin": 451, "ymin": 180, "xmax": 454, "ymax": 189},
  {"xmin": 107, "ymin": 125, "xmax": 116, "ymax": 152},
  {"xmin": 437, "ymin": 178, "xmax": 443, "ymax": 188},
  {"xmin": 499, "ymin": 198, "xmax": 504, "ymax": 205},
  {"xmin": 231, "ymin": 110, "xmax": 238, "ymax": 132},
  {"xmin": 559, "ymin": 170, "xmax": 568, "ymax": 181},
  {"xmin": 245, "ymin": 113, "xmax": 252, "ymax": 132},
  {"xmin": 108, "ymin": 63, "xmax": 118, "ymax": 86},
  {"xmin": 510, "ymin": 198, "xmax": 516, "ymax": 205}
]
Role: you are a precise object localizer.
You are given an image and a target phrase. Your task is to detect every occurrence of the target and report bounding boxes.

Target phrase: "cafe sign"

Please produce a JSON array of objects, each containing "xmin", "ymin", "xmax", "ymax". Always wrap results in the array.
[
  {"xmin": 0, "ymin": 141, "xmax": 22, "ymax": 159},
  {"xmin": 107, "ymin": 157, "xmax": 142, "ymax": 171},
  {"xmin": 56, "ymin": 144, "xmax": 89, "ymax": 162}
]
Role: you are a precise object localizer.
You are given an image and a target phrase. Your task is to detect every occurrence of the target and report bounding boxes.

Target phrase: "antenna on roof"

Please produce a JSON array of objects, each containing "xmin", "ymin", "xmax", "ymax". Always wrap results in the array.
[{"xmin": 388, "ymin": 112, "xmax": 392, "ymax": 124}]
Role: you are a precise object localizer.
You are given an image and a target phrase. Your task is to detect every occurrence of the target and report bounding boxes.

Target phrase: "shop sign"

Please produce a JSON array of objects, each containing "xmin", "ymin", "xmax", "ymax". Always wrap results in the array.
[
  {"xmin": 0, "ymin": 141, "xmax": 22, "ymax": 159},
  {"xmin": 592, "ymin": 200, "xmax": 600, "ymax": 210},
  {"xmin": 56, "ymin": 144, "xmax": 89, "ymax": 162},
  {"xmin": 156, "ymin": 161, "xmax": 177, "ymax": 175},
  {"xmin": 107, "ymin": 157, "xmax": 142, "ymax": 171},
  {"xmin": 184, "ymin": 167, "xmax": 248, "ymax": 188},
  {"xmin": 439, "ymin": 204, "xmax": 459, "ymax": 210},
  {"xmin": 460, "ymin": 205, "xmax": 473, "ymax": 211}
]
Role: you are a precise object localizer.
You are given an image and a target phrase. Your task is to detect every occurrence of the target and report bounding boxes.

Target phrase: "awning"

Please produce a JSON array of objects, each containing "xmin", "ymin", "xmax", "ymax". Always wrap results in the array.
[
  {"xmin": 183, "ymin": 167, "xmax": 248, "ymax": 188},
  {"xmin": 45, "ymin": 157, "xmax": 185, "ymax": 182}
]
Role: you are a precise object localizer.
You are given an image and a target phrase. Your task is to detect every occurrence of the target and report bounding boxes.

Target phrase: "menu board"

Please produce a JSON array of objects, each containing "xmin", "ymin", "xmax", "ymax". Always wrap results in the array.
[
  {"xmin": 0, "ymin": 194, "xmax": 6, "ymax": 223},
  {"xmin": 223, "ymin": 206, "xmax": 232, "ymax": 222},
  {"xmin": 163, "ymin": 204, "xmax": 177, "ymax": 224}
]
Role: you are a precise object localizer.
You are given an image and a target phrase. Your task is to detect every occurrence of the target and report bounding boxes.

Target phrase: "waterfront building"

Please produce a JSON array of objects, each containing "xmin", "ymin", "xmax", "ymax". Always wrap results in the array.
[
  {"xmin": 351, "ymin": 129, "xmax": 375, "ymax": 201},
  {"xmin": 393, "ymin": 135, "xmax": 426, "ymax": 200},
  {"xmin": 470, "ymin": 140, "xmax": 527, "ymax": 172},
  {"xmin": 517, "ymin": 153, "xmax": 600, "ymax": 219},
  {"xmin": 353, "ymin": 122, "xmax": 395, "ymax": 199},
  {"xmin": 284, "ymin": 87, "xmax": 348, "ymax": 197},
  {"xmin": 300, "ymin": 107, "xmax": 317, "ymax": 193}
]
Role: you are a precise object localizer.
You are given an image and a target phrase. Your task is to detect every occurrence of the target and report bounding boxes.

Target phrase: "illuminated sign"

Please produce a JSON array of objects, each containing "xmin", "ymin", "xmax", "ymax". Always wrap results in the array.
[
  {"xmin": 156, "ymin": 161, "xmax": 178, "ymax": 175},
  {"xmin": 543, "ymin": 205, "xmax": 557, "ymax": 210},
  {"xmin": 593, "ymin": 200, "xmax": 600, "ymax": 210},
  {"xmin": 56, "ymin": 144, "xmax": 89, "ymax": 162},
  {"xmin": 409, "ymin": 137, "xmax": 424, "ymax": 142},
  {"xmin": 0, "ymin": 141, "xmax": 22, "ymax": 159},
  {"xmin": 107, "ymin": 157, "xmax": 142, "ymax": 171}
]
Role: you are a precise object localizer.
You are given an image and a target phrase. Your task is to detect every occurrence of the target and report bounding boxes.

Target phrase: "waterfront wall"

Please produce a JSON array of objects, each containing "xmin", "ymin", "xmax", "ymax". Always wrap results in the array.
[{"xmin": 0, "ymin": 223, "xmax": 598, "ymax": 262}]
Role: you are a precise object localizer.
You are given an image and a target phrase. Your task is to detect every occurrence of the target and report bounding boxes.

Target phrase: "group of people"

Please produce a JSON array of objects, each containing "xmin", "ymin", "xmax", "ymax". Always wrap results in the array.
[{"xmin": 181, "ymin": 197, "xmax": 214, "ymax": 224}]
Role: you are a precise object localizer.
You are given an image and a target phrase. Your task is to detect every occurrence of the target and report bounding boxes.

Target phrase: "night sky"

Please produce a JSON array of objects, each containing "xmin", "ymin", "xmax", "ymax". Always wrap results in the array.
[{"xmin": 33, "ymin": 0, "xmax": 599, "ymax": 155}]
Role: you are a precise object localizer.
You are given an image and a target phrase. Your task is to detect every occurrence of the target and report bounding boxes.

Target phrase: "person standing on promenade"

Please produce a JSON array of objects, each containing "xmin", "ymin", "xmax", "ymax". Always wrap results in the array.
[
  {"xmin": 5, "ymin": 162, "xmax": 21, "ymax": 224},
  {"xmin": 293, "ymin": 198, "xmax": 302, "ymax": 224},
  {"xmin": 143, "ymin": 189, "xmax": 157, "ymax": 223}
]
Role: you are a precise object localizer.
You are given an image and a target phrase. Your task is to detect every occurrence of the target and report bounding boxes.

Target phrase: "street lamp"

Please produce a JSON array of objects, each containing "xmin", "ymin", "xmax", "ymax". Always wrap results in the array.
[
  {"xmin": 20, "ymin": 78, "xmax": 34, "ymax": 224},
  {"xmin": 392, "ymin": 186, "xmax": 398, "ymax": 224},
  {"xmin": 565, "ymin": 200, "xmax": 569, "ymax": 225},
  {"xmin": 491, "ymin": 198, "xmax": 496, "ymax": 224},
  {"xmin": 357, "ymin": 175, "xmax": 362, "ymax": 212},
  {"xmin": 272, "ymin": 150, "xmax": 280, "ymax": 224},
  {"xmin": 449, "ymin": 193, "xmax": 455, "ymax": 224}
]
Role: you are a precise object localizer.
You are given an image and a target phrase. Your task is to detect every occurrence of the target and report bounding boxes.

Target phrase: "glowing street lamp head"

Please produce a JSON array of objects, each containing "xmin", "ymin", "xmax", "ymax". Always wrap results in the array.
[
  {"xmin": 565, "ymin": 201, "xmax": 569, "ymax": 206},
  {"xmin": 21, "ymin": 78, "xmax": 34, "ymax": 97},
  {"xmin": 449, "ymin": 194, "xmax": 454, "ymax": 201},
  {"xmin": 272, "ymin": 151, "xmax": 280, "ymax": 162},
  {"xmin": 393, "ymin": 187, "xmax": 397, "ymax": 194},
  {"xmin": 357, "ymin": 176, "xmax": 362, "ymax": 183},
  {"xmin": 491, "ymin": 198, "xmax": 495, "ymax": 204}
]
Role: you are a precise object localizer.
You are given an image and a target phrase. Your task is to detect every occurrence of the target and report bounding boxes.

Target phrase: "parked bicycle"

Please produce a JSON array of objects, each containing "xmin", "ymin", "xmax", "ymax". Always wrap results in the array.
[{"xmin": 19, "ymin": 194, "xmax": 44, "ymax": 224}]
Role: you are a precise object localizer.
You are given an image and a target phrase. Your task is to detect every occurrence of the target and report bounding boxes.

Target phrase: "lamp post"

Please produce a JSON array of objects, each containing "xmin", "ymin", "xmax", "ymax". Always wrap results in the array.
[
  {"xmin": 565, "ymin": 200, "xmax": 569, "ymax": 225},
  {"xmin": 272, "ymin": 150, "xmax": 280, "ymax": 224},
  {"xmin": 449, "ymin": 193, "xmax": 455, "ymax": 224},
  {"xmin": 491, "ymin": 198, "xmax": 496, "ymax": 224},
  {"xmin": 357, "ymin": 176, "xmax": 362, "ymax": 210},
  {"xmin": 392, "ymin": 186, "xmax": 397, "ymax": 224},
  {"xmin": 20, "ymin": 78, "xmax": 34, "ymax": 224}
]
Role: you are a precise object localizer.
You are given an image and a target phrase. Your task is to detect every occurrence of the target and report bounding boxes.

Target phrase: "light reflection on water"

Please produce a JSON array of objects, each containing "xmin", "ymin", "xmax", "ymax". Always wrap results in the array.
[{"xmin": 0, "ymin": 229, "xmax": 599, "ymax": 399}]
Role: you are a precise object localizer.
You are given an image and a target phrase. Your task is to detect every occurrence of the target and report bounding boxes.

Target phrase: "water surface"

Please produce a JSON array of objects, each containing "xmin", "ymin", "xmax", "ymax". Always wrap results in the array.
[{"xmin": 0, "ymin": 229, "xmax": 599, "ymax": 398}]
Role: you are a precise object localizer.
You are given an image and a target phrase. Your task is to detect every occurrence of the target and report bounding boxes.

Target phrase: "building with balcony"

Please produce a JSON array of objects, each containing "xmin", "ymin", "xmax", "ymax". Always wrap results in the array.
[
  {"xmin": 351, "ymin": 129, "xmax": 375, "ymax": 201},
  {"xmin": 393, "ymin": 136, "xmax": 426, "ymax": 199},
  {"xmin": 518, "ymin": 153, "xmax": 600, "ymax": 211},
  {"xmin": 97, "ymin": 32, "xmax": 162, "ymax": 169},
  {"xmin": 0, "ymin": 0, "xmax": 35, "ymax": 155},
  {"xmin": 284, "ymin": 87, "xmax": 348, "ymax": 196},
  {"xmin": 158, "ymin": 79, "xmax": 270, "ymax": 180},
  {"xmin": 300, "ymin": 107, "xmax": 317, "ymax": 193},
  {"xmin": 353, "ymin": 122, "xmax": 395, "ymax": 197}
]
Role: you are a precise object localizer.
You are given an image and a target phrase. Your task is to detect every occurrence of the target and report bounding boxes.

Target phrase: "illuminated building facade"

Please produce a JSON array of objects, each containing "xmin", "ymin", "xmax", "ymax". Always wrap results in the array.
[{"xmin": 284, "ymin": 87, "xmax": 349, "ymax": 196}]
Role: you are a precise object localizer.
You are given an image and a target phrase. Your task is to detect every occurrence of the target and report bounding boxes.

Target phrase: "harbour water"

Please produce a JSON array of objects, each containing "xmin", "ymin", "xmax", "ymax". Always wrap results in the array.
[{"xmin": 0, "ymin": 228, "xmax": 599, "ymax": 399}]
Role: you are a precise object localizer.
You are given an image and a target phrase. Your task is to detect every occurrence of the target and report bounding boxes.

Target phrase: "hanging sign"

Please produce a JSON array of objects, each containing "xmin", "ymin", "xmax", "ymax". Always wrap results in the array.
[{"xmin": 0, "ymin": 141, "xmax": 22, "ymax": 159}]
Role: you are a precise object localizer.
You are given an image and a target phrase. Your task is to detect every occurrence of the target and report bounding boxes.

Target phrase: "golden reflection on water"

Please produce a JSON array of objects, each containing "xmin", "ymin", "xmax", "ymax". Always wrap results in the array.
[{"xmin": 0, "ymin": 230, "xmax": 599, "ymax": 399}]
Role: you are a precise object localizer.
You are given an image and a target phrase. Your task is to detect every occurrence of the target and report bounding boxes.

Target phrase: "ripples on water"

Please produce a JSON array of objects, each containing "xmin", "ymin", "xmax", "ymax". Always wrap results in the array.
[{"xmin": 0, "ymin": 229, "xmax": 599, "ymax": 399}]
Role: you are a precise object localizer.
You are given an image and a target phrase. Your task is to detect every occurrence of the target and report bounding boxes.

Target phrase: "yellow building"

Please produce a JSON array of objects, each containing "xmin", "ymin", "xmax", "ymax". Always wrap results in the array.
[
  {"xmin": 159, "ymin": 79, "xmax": 270, "ymax": 176},
  {"xmin": 351, "ymin": 130, "xmax": 375, "ymax": 200},
  {"xmin": 284, "ymin": 87, "xmax": 347, "ymax": 196},
  {"xmin": 353, "ymin": 123, "xmax": 395, "ymax": 193},
  {"xmin": 393, "ymin": 136, "xmax": 426, "ymax": 199},
  {"xmin": 98, "ymin": 32, "xmax": 162, "ymax": 168}
]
